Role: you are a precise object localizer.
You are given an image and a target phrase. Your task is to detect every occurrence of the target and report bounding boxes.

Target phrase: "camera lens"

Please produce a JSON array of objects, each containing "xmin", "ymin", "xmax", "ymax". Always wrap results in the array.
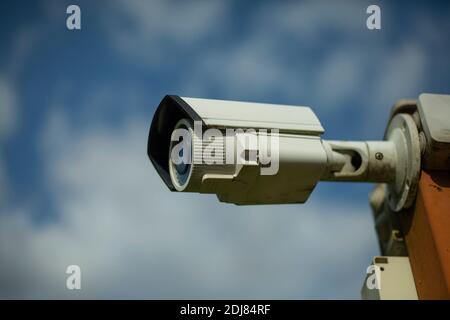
[
  {"xmin": 172, "ymin": 142, "xmax": 191, "ymax": 186},
  {"xmin": 169, "ymin": 119, "xmax": 194, "ymax": 190}
]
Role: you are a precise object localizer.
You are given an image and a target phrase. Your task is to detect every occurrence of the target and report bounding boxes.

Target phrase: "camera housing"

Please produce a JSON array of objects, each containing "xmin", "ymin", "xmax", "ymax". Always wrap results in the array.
[{"xmin": 148, "ymin": 95, "xmax": 328, "ymax": 204}]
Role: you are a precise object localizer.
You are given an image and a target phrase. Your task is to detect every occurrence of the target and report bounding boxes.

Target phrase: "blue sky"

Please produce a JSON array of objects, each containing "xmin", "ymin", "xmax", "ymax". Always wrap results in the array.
[{"xmin": 0, "ymin": 0, "xmax": 449, "ymax": 298}]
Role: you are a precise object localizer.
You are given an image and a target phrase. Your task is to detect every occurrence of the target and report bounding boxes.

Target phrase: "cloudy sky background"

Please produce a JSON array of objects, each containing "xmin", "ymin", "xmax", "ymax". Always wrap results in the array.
[{"xmin": 0, "ymin": 0, "xmax": 449, "ymax": 299}]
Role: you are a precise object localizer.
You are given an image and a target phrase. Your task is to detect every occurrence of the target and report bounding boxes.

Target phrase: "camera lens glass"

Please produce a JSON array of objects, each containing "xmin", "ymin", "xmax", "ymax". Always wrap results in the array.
[
  {"xmin": 174, "ymin": 147, "xmax": 190, "ymax": 175},
  {"xmin": 169, "ymin": 120, "xmax": 193, "ymax": 189}
]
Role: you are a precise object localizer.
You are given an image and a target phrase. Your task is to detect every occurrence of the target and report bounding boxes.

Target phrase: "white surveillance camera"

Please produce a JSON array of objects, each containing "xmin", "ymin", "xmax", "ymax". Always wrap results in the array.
[{"xmin": 148, "ymin": 95, "xmax": 419, "ymax": 210}]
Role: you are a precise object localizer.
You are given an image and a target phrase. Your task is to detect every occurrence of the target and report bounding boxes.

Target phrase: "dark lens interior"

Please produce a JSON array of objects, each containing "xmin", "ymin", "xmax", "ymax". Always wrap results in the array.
[{"xmin": 175, "ymin": 149, "xmax": 190, "ymax": 174}]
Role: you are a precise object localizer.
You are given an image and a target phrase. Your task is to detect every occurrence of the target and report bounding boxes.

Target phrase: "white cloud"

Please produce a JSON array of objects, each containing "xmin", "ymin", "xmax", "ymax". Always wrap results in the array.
[
  {"xmin": 0, "ymin": 26, "xmax": 40, "ymax": 142},
  {"xmin": 103, "ymin": 1, "xmax": 370, "ymax": 104},
  {"xmin": 360, "ymin": 43, "xmax": 427, "ymax": 136},
  {"xmin": 0, "ymin": 25, "xmax": 42, "ymax": 209},
  {"xmin": 179, "ymin": 5, "xmax": 349, "ymax": 101},
  {"xmin": 314, "ymin": 49, "xmax": 365, "ymax": 107},
  {"xmin": 0, "ymin": 109, "xmax": 378, "ymax": 298},
  {"xmin": 373, "ymin": 43, "xmax": 426, "ymax": 105},
  {"xmin": 0, "ymin": 77, "xmax": 18, "ymax": 206},
  {"xmin": 261, "ymin": 1, "xmax": 365, "ymax": 42},
  {"xmin": 104, "ymin": 0, "xmax": 227, "ymax": 66},
  {"xmin": 0, "ymin": 77, "xmax": 18, "ymax": 141}
]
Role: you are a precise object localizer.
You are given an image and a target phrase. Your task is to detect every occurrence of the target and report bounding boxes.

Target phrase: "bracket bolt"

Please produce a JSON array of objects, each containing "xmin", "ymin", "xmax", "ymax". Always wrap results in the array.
[{"xmin": 375, "ymin": 152, "xmax": 384, "ymax": 160}]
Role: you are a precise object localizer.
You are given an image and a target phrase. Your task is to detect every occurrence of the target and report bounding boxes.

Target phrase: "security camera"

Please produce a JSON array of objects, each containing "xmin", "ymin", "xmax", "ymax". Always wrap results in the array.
[{"xmin": 147, "ymin": 95, "xmax": 420, "ymax": 210}]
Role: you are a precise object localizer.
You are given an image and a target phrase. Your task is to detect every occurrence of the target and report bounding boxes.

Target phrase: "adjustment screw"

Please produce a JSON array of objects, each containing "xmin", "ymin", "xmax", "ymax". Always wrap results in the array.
[{"xmin": 375, "ymin": 152, "xmax": 384, "ymax": 160}]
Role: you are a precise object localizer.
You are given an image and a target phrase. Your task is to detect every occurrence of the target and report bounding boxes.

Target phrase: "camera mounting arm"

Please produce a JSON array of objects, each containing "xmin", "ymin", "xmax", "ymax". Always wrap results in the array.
[{"xmin": 321, "ymin": 111, "xmax": 421, "ymax": 211}]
